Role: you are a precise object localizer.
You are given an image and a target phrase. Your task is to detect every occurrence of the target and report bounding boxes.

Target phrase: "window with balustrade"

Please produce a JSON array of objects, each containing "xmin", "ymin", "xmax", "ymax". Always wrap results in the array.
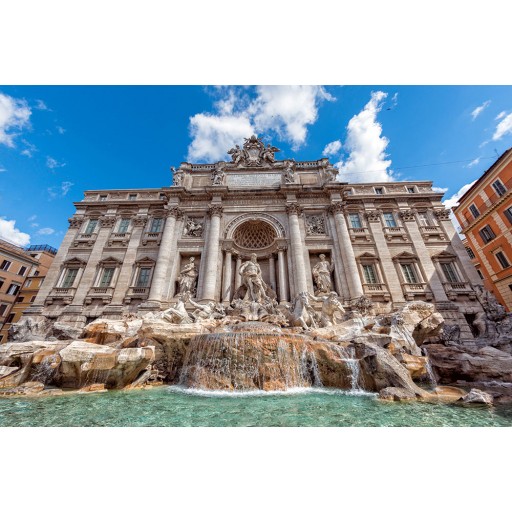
[
  {"xmin": 349, "ymin": 213, "xmax": 362, "ymax": 229},
  {"xmin": 84, "ymin": 219, "xmax": 98, "ymax": 234},
  {"xmin": 117, "ymin": 218, "xmax": 130, "ymax": 233},
  {"xmin": 383, "ymin": 212, "xmax": 397, "ymax": 227}
]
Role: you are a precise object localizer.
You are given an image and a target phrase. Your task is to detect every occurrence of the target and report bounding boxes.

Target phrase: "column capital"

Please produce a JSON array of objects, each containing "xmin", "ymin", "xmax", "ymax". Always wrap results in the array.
[
  {"xmin": 208, "ymin": 204, "xmax": 224, "ymax": 217},
  {"xmin": 276, "ymin": 241, "xmax": 288, "ymax": 252},
  {"xmin": 132, "ymin": 215, "xmax": 148, "ymax": 227},
  {"xmin": 399, "ymin": 209, "xmax": 417, "ymax": 222},
  {"xmin": 285, "ymin": 203, "xmax": 303, "ymax": 216},
  {"xmin": 99, "ymin": 216, "xmax": 116, "ymax": 228},
  {"xmin": 68, "ymin": 216, "xmax": 84, "ymax": 229},
  {"xmin": 166, "ymin": 206, "xmax": 183, "ymax": 219},
  {"xmin": 328, "ymin": 201, "xmax": 346, "ymax": 215},
  {"xmin": 365, "ymin": 210, "xmax": 382, "ymax": 222},
  {"xmin": 434, "ymin": 208, "xmax": 451, "ymax": 220}
]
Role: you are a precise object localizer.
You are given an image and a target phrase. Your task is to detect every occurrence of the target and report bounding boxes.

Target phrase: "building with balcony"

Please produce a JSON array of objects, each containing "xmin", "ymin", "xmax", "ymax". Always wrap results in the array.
[
  {"xmin": 22, "ymin": 136, "xmax": 484, "ymax": 338},
  {"xmin": 0, "ymin": 241, "xmax": 57, "ymax": 342},
  {"xmin": 453, "ymin": 148, "xmax": 512, "ymax": 310}
]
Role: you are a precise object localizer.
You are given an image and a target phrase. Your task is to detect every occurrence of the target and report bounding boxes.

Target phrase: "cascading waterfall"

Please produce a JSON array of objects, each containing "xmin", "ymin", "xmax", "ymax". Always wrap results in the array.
[
  {"xmin": 332, "ymin": 345, "xmax": 362, "ymax": 392},
  {"xmin": 422, "ymin": 347, "xmax": 438, "ymax": 389},
  {"xmin": 178, "ymin": 330, "xmax": 325, "ymax": 391}
]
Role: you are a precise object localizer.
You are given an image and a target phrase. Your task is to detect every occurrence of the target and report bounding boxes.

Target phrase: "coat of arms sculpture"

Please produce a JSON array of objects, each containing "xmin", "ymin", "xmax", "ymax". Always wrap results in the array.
[{"xmin": 227, "ymin": 135, "xmax": 280, "ymax": 167}]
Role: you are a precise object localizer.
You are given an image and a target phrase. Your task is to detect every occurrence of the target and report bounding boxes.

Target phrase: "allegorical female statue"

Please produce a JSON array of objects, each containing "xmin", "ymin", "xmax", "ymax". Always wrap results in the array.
[
  {"xmin": 178, "ymin": 256, "xmax": 198, "ymax": 296},
  {"xmin": 312, "ymin": 254, "xmax": 334, "ymax": 295}
]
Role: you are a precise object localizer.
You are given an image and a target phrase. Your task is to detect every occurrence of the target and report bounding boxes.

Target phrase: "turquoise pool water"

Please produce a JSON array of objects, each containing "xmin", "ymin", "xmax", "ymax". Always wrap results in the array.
[{"xmin": 1, "ymin": 386, "xmax": 511, "ymax": 427}]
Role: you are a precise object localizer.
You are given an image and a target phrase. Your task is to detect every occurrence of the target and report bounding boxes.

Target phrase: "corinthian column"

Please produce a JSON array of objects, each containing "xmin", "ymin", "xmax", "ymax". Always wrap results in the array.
[
  {"xmin": 329, "ymin": 202, "xmax": 363, "ymax": 299},
  {"xmin": 286, "ymin": 203, "xmax": 309, "ymax": 294},
  {"xmin": 222, "ymin": 249, "xmax": 233, "ymax": 302},
  {"xmin": 201, "ymin": 205, "xmax": 223, "ymax": 300},
  {"xmin": 234, "ymin": 255, "xmax": 242, "ymax": 291},
  {"xmin": 277, "ymin": 247, "xmax": 289, "ymax": 303},
  {"xmin": 147, "ymin": 207, "xmax": 182, "ymax": 305}
]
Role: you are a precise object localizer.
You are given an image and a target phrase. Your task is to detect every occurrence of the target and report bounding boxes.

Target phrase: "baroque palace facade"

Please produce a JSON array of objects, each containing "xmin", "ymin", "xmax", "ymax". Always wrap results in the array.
[{"xmin": 24, "ymin": 136, "xmax": 484, "ymax": 337}]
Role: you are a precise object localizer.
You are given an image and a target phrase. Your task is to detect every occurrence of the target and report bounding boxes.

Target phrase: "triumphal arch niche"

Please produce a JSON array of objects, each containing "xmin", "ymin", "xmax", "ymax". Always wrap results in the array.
[{"xmin": 30, "ymin": 134, "xmax": 481, "ymax": 337}]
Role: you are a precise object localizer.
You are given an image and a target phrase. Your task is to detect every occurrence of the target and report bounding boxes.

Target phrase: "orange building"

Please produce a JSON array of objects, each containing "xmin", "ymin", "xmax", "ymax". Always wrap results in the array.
[
  {"xmin": 454, "ymin": 148, "xmax": 512, "ymax": 310},
  {"xmin": 0, "ymin": 242, "xmax": 57, "ymax": 342}
]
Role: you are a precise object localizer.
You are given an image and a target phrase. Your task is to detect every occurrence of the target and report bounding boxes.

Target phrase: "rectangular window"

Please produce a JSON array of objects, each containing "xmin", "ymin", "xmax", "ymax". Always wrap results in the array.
[
  {"xmin": 136, "ymin": 267, "xmax": 152, "ymax": 287},
  {"xmin": 6, "ymin": 313, "xmax": 15, "ymax": 324},
  {"xmin": 62, "ymin": 268, "xmax": 79, "ymax": 288},
  {"xmin": 492, "ymin": 180, "xmax": 507, "ymax": 197},
  {"xmin": 84, "ymin": 219, "xmax": 98, "ymax": 234},
  {"xmin": 496, "ymin": 251, "xmax": 510, "ymax": 269},
  {"xmin": 18, "ymin": 266, "xmax": 28, "ymax": 276},
  {"xmin": 118, "ymin": 219, "xmax": 130, "ymax": 233},
  {"xmin": 441, "ymin": 262, "xmax": 459, "ymax": 283},
  {"xmin": 6, "ymin": 284, "xmax": 20, "ymax": 295},
  {"xmin": 99, "ymin": 195, "xmax": 107, "ymax": 201},
  {"xmin": 0, "ymin": 304, "xmax": 7, "ymax": 316},
  {"xmin": 149, "ymin": 218, "xmax": 163, "ymax": 233},
  {"xmin": 349, "ymin": 213, "xmax": 362, "ymax": 228},
  {"xmin": 34, "ymin": 271, "xmax": 40, "ymax": 276},
  {"xmin": 469, "ymin": 204, "xmax": 480, "ymax": 219},
  {"xmin": 16, "ymin": 295, "xmax": 24, "ymax": 303},
  {"xmin": 129, "ymin": 194, "xmax": 137, "ymax": 201},
  {"xmin": 24, "ymin": 279, "xmax": 33, "ymax": 288},
  {"xmin": 0, "ymin": 279, "xmax": 3, "ymax": 290},
  {"xmin": 417, "ymin": 212, "xmax": 430, "ymax": 226},
  {"xmin": 504, "ymin": 207, "xmax": 512, "ymax": 225},
  {"xmin": 477, "ymin": 269, "xmax": 484, "ymax": 279},
  {"xmin": 407, "ymin": 187, "xmax": 416, "ymax": 193},
  {"xmin": 383, "ymin": 212, "xmax": 397, "ymax": 227},
  {"xmin": 362, "ymin": 264, "xmax": 378, "ymax": 284},
  {"xmin": 479, "ymin": 225, "xmax": 496, "ymax": 244},
  {"xmin": 465, "ymin": 246, "xmax": 476, "ymax": 259},
  {"xmin": 374, "ymin": 187, "xmax": 384, "ymax": 195},
  {"xmin": 30, "ymin": 295, "xmax": 36, "ymax": 303},
  {"xmin": 99, "ymin": 268, "xmax": 115, "ymax": 287},
  {"xmin": 0, "ymin": 260, "xmax": 12, "ymax": 271},
  {"xmin": 400, "ymin": 263, "xmax": 418, "ymax": 284},
  {"xmin": 0, "ymin": 335, "xmax": 3, "ymax": 342}
]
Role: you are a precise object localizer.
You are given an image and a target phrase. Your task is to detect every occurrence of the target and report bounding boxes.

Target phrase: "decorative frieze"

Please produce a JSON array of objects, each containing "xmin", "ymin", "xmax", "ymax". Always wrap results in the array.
[
  {"xmin": 167, "ymin": 206, "xmax": 183, "ymax": 219},
  {"xmin": 208, "ymin": 205, "xmax": 224, "ymax": 217},
  {"xmin": 399, "ymin": 209, "xmax": 416, "ymax": 222},
  {"xmin": 286, "ymin": 203, "xmax": 303, "ymax": 216},
  {"xmin": 328, "ymin": 202, "xmax": 345, "ymax": 215},
  {"xmin": 99, "ymin": 216, "xmax": 117, "ymax": 228},
  {"xmin": 305, "ymin": 215, "xmax": 326, "ymax": 235},
  {"xmin": 68, "ymin": 217, "xmax": 83, "ymax": 229},
  {"xmin": 434, "ymin": 209, "xmax": 451, "ymax": 220},
  {"xmin": 183, "ymin": 217, "xmax": 204, "ymax": 237},
  {"xmin": 365, "ymin": 210, "xmax": 381, "ymax": 222}
]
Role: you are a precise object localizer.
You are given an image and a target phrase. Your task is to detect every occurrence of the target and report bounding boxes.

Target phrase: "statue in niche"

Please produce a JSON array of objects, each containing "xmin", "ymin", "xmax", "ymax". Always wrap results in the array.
[
  {"xmin": 211, "ymin": 166, "xmax": 225, "ymax": 185},
  {"xmin": 188, "ymin": 296, "xmax": 226, "ymax": 322},
  {"xmin": 183, "ymin": 218, "xmax": 203, "ymax": 237},
  {"xmin": 171, "ymin": 166, "xmax": 184, "ymax": 187},
  {"xmin": 239, "ymin": 253, "xmax": 270, "ymax": 304},
  {"xmin": 177, "ymin": 257, "xmax": 198, "ymax": 296},
  {"xmin": 163, "ymin": 293, "xmax": 193, "ymax": 324},
  {"xmin": 307, "ymin": 291, "xmax": 345, "ymax": 327},
  {"xmin": 312, "ymin": 254, "xmax": 334, "ymax": 295},
  {"xmin": 283, "ymin": 160, "xmax": 296, "ymax": 184}
]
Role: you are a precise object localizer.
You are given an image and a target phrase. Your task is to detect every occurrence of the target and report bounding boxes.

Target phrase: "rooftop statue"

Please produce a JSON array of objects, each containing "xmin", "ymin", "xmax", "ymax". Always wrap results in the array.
[{"xmin": 227, "ymin": 135, "xmax": 280, "ymax": 167}]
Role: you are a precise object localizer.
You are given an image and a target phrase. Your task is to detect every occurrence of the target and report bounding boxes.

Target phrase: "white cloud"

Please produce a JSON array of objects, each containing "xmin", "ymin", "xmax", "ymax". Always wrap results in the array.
[
  {"xmin": 442, "ymin": 180, "xmax": 477, "ymax": 233},
  {"xmin": 0, "ymin": 167, "xmax": 7, "ymax": 173},
  {"xmin": 496, "ymin": 111, "xmax": 506, "ymax": 120},
  {"xmin": 322, "ymin": 140, "xmax": 342, "ymax": 157},
  {"xmin": 56, "ymin": 125, "xmax": 66, "ymax": 134},
  {"xmin": 187, "ymin": 86, "xmax": 333, "ymax": 161},
  {"xmin": 47, "ymin": 181, "xmax": 74, "ymax": 199},
  {"xmin": 61, "ymin": 181, "xmax": 73, "ymax": 195},
  {"xmin": 250, "ymin": 86, "xmax": 334, "ymax": 149},
  {"xmin": 492, "ymin": 112, "xmax": 512, "ymax": 141},
  {"xmin": 27, "ymin": 215, "xmax": 37, "ymax": 222},
  {"xmin": 471, "ymin": 100, "xmax": 491, "ymax": 120},
  {"xmin": 335, "ymin": 91, "xmax": 393, "ymax": 183},
  {"xmin": 37, "ymin": 227, "xmax": 55, "ymax": 235},
  {"xmin": 35, "ymin": 99, "xmax": 50, "ymax": 111},
  {"xmin": 46, "ymin": 156, "xmax": 66, "ymax": 169},
  {"xmin": 0, "ymin": 217, "xmax": 31, "ymax": 246},
  {"xmin": 432, "ymin": 186, "xmax": 448, "ymax": 194},
  {"xmin": 0, "ymin": 92, "xmax": 31, "ymax": 147},
  {"xmin": 20, "ymin": 139, "xmax": 37, "ymax": 157},
  {"xmin": 466, "ymin": 157, "xmax": 480, "ymax": 168}
]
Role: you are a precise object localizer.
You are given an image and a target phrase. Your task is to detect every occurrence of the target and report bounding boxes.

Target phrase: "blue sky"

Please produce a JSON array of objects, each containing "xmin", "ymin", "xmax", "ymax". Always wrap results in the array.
[{"xmin": 1, "ymin": 85, "xmax": 512, "ymax": 248}]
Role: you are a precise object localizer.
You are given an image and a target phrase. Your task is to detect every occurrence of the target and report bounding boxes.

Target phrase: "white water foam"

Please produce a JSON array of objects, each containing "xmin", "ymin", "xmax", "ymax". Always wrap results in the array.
[{"xmin": 167, "ymin": 385, "xmax": 376, "ymax": 398}]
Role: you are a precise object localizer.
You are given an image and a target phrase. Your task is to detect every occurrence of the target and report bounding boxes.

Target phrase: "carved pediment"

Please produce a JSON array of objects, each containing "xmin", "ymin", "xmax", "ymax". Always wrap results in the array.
[
  {"xmin": 432, "ymin": 250, "xmax": 456, "ymax": 261},
  {"xmin": 357, "ymin": 252, "xmax": 379, "ymax": 261},
  {"xmin": 98, "ymin": 256, "xmax": 123, "ymax": 266},
  {"xmin": 63, "ymin": 257, "xmax": 88, "ymax": 267},
  {"xmin": 135, "ymin": 256, "xmax": 156, "ymax": 265},
  {"xmin": 392, "ymin": 251, "xmax": 418, "ymax": 261}
]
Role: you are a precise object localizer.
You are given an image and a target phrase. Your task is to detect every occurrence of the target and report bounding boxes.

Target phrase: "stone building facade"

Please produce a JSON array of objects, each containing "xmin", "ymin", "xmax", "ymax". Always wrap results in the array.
[
  {"xmin": 453, "ymin": 147, "xmax": 512, "ymax": 311},
  {"xmin": 24, "ymin": 136, "xmax": 484, "ymax": 337}
]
